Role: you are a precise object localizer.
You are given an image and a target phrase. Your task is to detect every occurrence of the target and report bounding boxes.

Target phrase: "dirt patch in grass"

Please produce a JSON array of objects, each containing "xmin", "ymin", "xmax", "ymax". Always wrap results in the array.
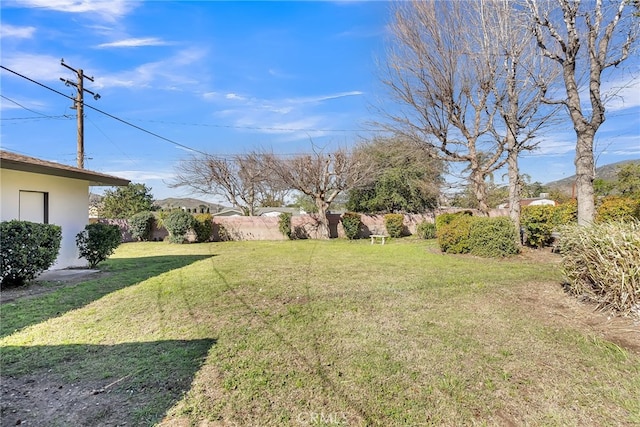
[
  {"xmin": 1, "ymin": 374, "xmax": 132, "ymax": 427},
  {"xmin": 510, "ymin": 280, "xmax": 640, "ymax": 355},
  {"xmin": 0, "ymin": 271, "xmax": 110, "ymax": 304}
]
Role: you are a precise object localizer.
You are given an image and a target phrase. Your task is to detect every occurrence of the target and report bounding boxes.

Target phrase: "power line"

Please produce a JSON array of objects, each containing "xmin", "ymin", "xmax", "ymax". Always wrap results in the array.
[
  {"xmin": 0, "ymin": 94, "xmax": 72, "ymax": 120},
  {"xmin": 1, "ymin": 64, "xmax": 209, "ymax": 156}
]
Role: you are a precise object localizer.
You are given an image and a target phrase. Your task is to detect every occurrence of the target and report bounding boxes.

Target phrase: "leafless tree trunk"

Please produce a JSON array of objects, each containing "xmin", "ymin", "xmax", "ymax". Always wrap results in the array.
[
  {"xmin": 170, "ymin": 153, "xmax": 287, "ymax": 216},
  {"xmin": 527, "ymin": 0, "xmax": 638, "ymax": 225},
  {"xmin": 479, "ymin": 0, "xmax": 560, "ymax": 242},
  {"xmin": 261, "ymin": 147, "xmax": 371, "ymax": 239},
  {"xmin": 381, "ymin": 0, "xmax": 505, "ymax": 216}
]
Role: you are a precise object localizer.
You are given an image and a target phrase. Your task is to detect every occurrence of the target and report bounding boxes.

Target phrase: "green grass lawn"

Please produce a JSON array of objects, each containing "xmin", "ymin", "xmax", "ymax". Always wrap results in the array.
[{"xmin": 1, "ymin": 239, "xmax": 639, "ymax": 426}]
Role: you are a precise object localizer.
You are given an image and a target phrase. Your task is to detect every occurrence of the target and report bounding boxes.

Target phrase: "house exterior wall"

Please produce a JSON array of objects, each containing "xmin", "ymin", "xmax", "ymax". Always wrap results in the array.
[{"xmin": 1, "ymin": 168, "xmax": 89, "ymax": 269}]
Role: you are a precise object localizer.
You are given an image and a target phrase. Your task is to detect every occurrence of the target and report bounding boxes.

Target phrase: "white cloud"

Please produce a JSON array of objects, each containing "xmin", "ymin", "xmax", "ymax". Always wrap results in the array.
[
  {"xmin": 12, "ymin": 0, "xmax": 136, "ymax": 21},
  {"xmin": 526, "ymin": 137, "xmax": 576, "ymax": 156},
  {"xmin": 1, "ymin": 53, "xmax": 70, "ymax": 82},
  {"xmin": 94, "ymin": 48, "xmax": 208, "ymax": 90},
  {"xmin": 0, "ymin": 24, "xmax": 36, "ymax": 38},
  {"xmin": 95, "ymin": 37, "xmax": 172, "ymax": 48},
  {"xmin": 602, "ymin": 76, "xmax": 640, "ymax": 112},
  {"xmin": 225, "ymin": 93, "xmax": 246, "ymax": 101},
  {"xmin": 104, "ymin": 170, "xmax": 175, "ymax": 182},
  {"xmin": 201, "ymin": 89, "xmax": 364, "ymax": 142}
]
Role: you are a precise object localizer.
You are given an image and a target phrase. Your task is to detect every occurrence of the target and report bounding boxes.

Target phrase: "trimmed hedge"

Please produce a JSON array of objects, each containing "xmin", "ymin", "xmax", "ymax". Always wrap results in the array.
[
  {"xmin": 193, "ymin": 213, "xmax": 213, "ymax": 242},
  {"xmin": 468, "ymin": 217, "xmax": 519, "ymax": 257},
  {"xmin": 437, "ymin": 214, "xmax": 474, "ymax": 254},
  {"xmin": 164, "ymin": 210, "xmax": 196, "ymax": 244},
  {"xmin": 416, "ymin": 220, "xmax": 436, "ymax": 239},
  {"xmin": 596, "ymin": 196, "xmax": 640, "ymax": 223},
  {"xmin": 384, "ymin": 213, "xmax": 405, "ymax": 238},
  {"xmin": 521, "ymin": 202, "xmax": 577, "ymax": 248},
  {"xmin": 128, "ymin": 211, "xmax": 155, "ymax": 241},
  {"xmin": 342, "ymin": 212, "xmax": 362, "ymax": 240},
  {"xmin": 438, "ymin": 215, "xmax": 520, "ymax": 257},
  {"xmin": 560, "ymin": 221, "xmax": 640, "ymax": 314},
  {"xmin": 0, "ymin": 220, "xmax": 62, "ymax": 287},
  {"xmin": 76, "ymin": 223, "xmax": 121, "ymax": 268},
  {"xmin": 435, "ymin": 211, "xmax": 473, "ymax": 231}
]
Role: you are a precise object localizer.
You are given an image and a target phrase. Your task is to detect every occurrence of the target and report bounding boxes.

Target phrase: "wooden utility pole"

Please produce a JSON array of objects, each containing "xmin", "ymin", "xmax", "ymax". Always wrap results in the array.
[{"xmin": 60, "ymin": 59, "xmax": 100, "ymax": 169}]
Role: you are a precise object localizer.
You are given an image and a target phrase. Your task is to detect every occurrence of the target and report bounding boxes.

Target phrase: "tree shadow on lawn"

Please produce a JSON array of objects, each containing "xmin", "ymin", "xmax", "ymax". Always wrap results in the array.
[
  {"xmin": 0, "ymin": 255, "xmax": 213, "ymax": 338},
  {"xmin": 1, "ymin": 338, "xmax": 216, "ymax": 426}
]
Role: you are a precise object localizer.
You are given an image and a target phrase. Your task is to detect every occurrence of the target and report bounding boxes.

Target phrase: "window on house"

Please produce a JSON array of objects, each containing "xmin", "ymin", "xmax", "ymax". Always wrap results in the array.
[{"xmin": 19, "ymin": 191, "xmax": 49, "ymax": 224}]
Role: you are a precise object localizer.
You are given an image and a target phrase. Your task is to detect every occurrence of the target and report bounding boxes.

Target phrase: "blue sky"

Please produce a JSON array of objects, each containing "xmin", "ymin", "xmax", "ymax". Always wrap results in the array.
[{"xmin": 1, "ymin": 0, "xmax": 638, "ymax": 203}]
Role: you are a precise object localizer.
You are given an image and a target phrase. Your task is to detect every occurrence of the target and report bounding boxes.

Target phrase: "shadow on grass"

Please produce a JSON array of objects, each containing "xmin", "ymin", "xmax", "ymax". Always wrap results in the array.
[
  {"xmin": 0, "ymin": 255, "xmax": 213, "ymax": 338},
  {"xmin": 1, "ymin": 338, "xmax": 215, "ymax": 426}
]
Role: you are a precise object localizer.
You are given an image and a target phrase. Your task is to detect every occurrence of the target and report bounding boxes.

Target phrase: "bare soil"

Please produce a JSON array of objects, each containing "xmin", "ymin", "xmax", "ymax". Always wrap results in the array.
[{"xmin": 1, "ymin": 256, "xmax": 638, "ymax": 426}]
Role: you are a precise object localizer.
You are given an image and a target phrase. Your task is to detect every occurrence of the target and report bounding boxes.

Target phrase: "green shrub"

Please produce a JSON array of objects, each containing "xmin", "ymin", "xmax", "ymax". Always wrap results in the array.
[
  {"xmin": 76, "ymin": 223, "xmax": 121, "ymax": 268},
  {"xmin": 596, "ymin": 196, "xmax": 640, "ymax": 223},
  {"xmin": 384, "ymin": 213, "xmax": 405, "ymax": 238},
  {"xmin": 437, "ymin": 214, "xmax": 474, "ymax": 254},
  {"xmin": 469, "ymin": 217, "xmax": 519, "ymax": 257},
  {"xmin": 415, "ymin": 220, "xmax": 436, "ymax": 239},
  {"xmin": 128, "ymin": 211, "xmax": 155, "ymax": 241},
  {"xmin": 0, "ymin": 220, "xmax": 62, "ymax": 287},
  {"xmin": 520, "ymin": 205, "xmax": 555, "ymax": 248},
  {"xmin": 341, "ymin": 212, "xmax": 362, "ymax": 240},
  {"xmin": 193, "ymin": 213, "xmax": 213, "ymax": 242},
  {"xmin": 164, "ymin": 210, "xmax": 195, "ymax": 244},
  {"xmin": 552, "ymin": 201, "xmax": 578, "ymax": 226},
  {"xmin": 435, "ymin": 211, "xmax": 472, "ymax": 231},
  {"xmin": 278, "ymin": 212, "xmax": 292, "ymax": 240},
  {"xmin": 560, "ymin": 221, "xmax": 640, "ymax": 314}
]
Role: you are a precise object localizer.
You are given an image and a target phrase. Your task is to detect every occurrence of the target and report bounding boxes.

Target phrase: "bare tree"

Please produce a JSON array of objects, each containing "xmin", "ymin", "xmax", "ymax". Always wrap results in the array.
[
  {"xmin": 381, "ymin": 0, "xmax": 505, "ymax": 216},
  {"xmin": 170, "ymin": 153, "xmax": 287, "ymax": 216},
  {"xmin": 479, "ymin": 0, "xmax": 560, "ymax": 238},
  {"xmin": 261, "ymin": 147, "xmax": 371, "ymax": 239},
  {"xmin": 527, "ymin": 0, "xmax": 638, "ymax": 225}
]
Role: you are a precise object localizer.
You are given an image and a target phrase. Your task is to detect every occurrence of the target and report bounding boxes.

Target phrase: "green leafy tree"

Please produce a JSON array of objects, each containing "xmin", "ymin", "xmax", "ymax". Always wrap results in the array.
[
  {"xmin": 101, "ymin": 183, "xmax": 155, "ymax": 219},
  {"xmin": 347, "ymin": 137, "xmax": 443, "ymax": 213},
  {"xmin": 287, "ymin": 192, "xmax": 318, "ymax": 213}
]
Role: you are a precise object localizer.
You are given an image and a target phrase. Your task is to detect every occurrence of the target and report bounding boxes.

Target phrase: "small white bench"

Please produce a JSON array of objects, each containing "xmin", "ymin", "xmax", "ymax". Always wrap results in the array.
[{"xmin": 370, "ymin": 234, "xmax": 387, "ymax": 245}]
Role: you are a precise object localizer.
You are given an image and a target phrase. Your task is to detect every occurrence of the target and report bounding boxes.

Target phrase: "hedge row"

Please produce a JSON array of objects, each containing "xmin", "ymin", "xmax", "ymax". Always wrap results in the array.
[{"xmin": 437, "ymin": 214, "xmax": 519, "ymax": 257}]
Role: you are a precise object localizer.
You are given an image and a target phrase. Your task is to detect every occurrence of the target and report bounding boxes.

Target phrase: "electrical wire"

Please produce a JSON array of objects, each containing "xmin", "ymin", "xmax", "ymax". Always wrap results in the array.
[
  {"xmin": 0, "ymin": 94, "xmax": 72, "ymax": 120},
  {"xmin": 1, "ymin": 65, "xmax": 209, "ymax": 156}
]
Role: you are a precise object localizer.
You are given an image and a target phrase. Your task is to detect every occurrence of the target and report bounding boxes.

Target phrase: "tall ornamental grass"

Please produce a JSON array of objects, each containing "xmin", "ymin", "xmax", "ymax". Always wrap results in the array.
[{"xmin": 559, "ymin": 221, "xmax": 640, "ymax": 314}]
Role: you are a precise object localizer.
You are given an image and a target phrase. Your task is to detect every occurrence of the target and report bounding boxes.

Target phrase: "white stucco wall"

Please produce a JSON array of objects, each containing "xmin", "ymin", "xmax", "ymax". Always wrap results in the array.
[{"xmin": 1, "ymin": 168, "xmax": 90, "ymax": 269}]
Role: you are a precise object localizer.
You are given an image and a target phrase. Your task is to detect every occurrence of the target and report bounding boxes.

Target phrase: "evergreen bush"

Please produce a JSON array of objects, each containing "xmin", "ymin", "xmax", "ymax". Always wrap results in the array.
[
  {"xmin": 520, "ymin": 205, "xmax": 555, "ymax": 248},
  {"xmin": 596, "ymin": 196, "xmax": 640, "ymax": 223},
  {"xmin": 193, "ymin": 213, "xmax": 213, "ymax": 242},
  {"xmin": 468, "ymin": 217, "xmax": 519, "ymax": 257},
  {"xmin": 437, "ymin": 214, "xmax": 474, "ymax": 254},
  {"xmin": 0, "ymin": 220, "xmax": 62, "ymax": 287},
  {"xmin": 416, "ymin": 221, "xmax": 437, "ymax": 239},
  {"xmin": 128, "ymin": 211, "xmax": 155, "ymax": 241},
  {"xmin": 76, "ymin": 223, "xmax": 121, "ymax": 268},
  {"xmin": 341, "ymin": 212, "xmax": 362, "ymax": 240},
  {"xmin": 560, "ymin": 221, "xmax": 640, "ymax": 314},
  {"xmin": 435, "ymin": 211, "xmax": 472, "ymax": 231},
  {"xmin": 384, "ymin": 213, "xmax": 405, "ymax": 238},
  {"xmin": 164, "ymin": 210, "xmax": 195, "ymax": 244},
  {"xmin": 278, "ymin": 212, "xmax": 292, "ymax": 240}
]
